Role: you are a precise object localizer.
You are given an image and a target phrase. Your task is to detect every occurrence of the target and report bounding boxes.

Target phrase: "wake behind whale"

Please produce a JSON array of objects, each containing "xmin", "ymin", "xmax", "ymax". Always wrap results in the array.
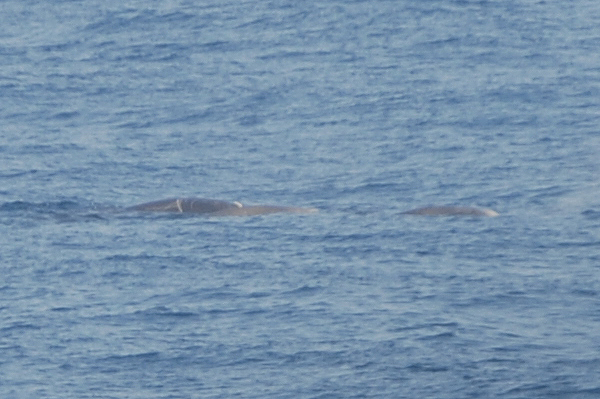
[{"xmin": 400, "ymin": 205, "xmax": 499, "ymax": 217}]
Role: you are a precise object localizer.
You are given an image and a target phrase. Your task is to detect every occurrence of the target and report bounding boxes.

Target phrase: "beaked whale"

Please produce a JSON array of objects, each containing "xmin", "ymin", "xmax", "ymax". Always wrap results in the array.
[
  {"xmin": 128, "ymin": 198, "xmax": 497, "ymax": 218},
  {"xmin": 128, "ymin": 197, "xmax": 318, "ymax": 216},
  {"xmin": 400, "ymin": 206, "xmax": 499, "ymax": 217}
]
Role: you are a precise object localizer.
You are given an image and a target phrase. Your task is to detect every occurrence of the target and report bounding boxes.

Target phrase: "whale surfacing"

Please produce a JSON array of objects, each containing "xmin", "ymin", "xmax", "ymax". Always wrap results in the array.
[
  {"xmin": 128, "ymin": 198, "xmax": 318, "ymax": 216},
  {"xmin": 401, "ymin": 206, "xmax": 499, "ymax": 217},
  {"xmin": 129, "ymin": 198, "xmax": 495, "ymax": 218}
]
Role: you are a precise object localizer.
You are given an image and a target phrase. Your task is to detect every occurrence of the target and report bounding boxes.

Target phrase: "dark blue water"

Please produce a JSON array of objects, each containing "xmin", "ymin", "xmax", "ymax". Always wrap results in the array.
[{"xmin": 2, "ymin": 1, "xmax": 600, "ymax": 398}]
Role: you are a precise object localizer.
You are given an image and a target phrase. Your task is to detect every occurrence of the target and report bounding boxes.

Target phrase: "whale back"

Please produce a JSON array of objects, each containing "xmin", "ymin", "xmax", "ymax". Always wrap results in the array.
[
  {"xmin": 128, "ymin": 198, "xmax": 318, "ymax": 216},
  {"xmin": 211, "ymin": 204, "xmax": 318, "ymax": 216},
  {"xmin": 130, "ymin": 198, "xmax": 495, "ymax": 218},
  {"xmin": 128, "ymin": 198, "xmax": 240, "ymax": 214}
]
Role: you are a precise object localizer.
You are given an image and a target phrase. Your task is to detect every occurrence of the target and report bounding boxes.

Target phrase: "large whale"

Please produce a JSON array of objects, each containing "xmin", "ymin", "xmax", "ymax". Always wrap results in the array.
[
  {"xmin": 400, "ymin": 206, "xmax": 499, "ymax": 217},
  {"xmin": 127, "ymin": 197, "xmax": 318, "ymax": 216},
  {"xmin": 128, "ymin": 198, "xmax": 497, "ymax": 218}
]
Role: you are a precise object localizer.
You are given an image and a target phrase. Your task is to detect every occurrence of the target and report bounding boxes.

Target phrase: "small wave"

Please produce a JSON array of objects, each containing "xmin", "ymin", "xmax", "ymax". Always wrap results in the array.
[
  {"xmin": 100, "ymin": 351, "xmax": 161, "ymax": 363},
  {"xmin": 0, "ymin": 200, "xmax": 107, "ymax": 223},
  {"xmin": 0, "ymin": 170, "xmax": 38, "ymax": 179},
  {"xmin": 0, "ymin": 200, "xmax": 80, "ymax": 213},
  {"xmin": 582, "ymin": 208, "xmax": 600, "ymax": 221},
  {"xmin": 134, "ymin": 306, "xmax": 198, "ymax": 319},
  {"xmin": 407, "ymin": 362, "xmax": 449, "ymax": 373}
]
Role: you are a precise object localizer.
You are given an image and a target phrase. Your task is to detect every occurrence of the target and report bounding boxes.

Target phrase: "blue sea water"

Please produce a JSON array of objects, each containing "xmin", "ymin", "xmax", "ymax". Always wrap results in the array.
[{"xmin": 2, "ymin": 0, "xmax": 600, "ymax": 397}]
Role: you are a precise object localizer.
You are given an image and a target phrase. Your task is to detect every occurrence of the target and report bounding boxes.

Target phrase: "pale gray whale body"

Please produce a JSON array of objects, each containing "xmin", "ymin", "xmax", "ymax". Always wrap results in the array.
[
  {"xmin": 128, "ymin": 198, "xmax": 496, "ymax": 218},
  {"xmin": 400, "ymin": 206, "xmax": 499, "ymax": 217},
  {"xmin": 128, "ymin": 197, "xmax": 318, "ymax": 216}
]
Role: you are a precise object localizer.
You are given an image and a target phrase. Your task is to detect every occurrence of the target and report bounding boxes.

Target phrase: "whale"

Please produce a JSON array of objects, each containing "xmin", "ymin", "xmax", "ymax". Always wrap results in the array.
[
  {"xmin": 400, "ymin": 206, "xmax": 499, "ymax": 217},
  {"xmin": 127, "ymin": 197, "xmax": 318, "ymax": 216},
  {"xmin": 127, "ymin": 198, "xmax": 496, "ymax": 218}
]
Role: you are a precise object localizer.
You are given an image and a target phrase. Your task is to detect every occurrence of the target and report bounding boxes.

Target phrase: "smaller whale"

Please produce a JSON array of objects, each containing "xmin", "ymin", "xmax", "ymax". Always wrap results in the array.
[
  {"xmin": 400, "ymin": 206, "xmax": 499, "ymax": 217},
  {"xmin": 127, "ymin": 197, "xmax": 318, "ymax": 216}
]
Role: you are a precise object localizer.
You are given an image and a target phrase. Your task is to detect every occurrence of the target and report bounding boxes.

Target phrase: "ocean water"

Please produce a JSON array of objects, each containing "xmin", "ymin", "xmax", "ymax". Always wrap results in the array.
[{"xmin": 2, "ymin": 0, "xmax": 600, "ymax": 398}]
